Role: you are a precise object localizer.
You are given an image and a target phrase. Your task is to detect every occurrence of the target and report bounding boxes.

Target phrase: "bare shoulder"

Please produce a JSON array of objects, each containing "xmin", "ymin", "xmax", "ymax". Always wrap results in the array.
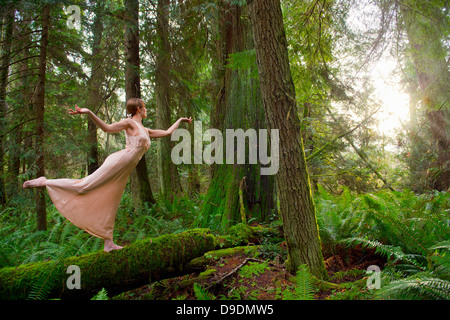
[
  {"xmin": 119, "ymin": 118, "xmax": 133, "ymax": 124},
  {"xmin": 107, "ymin": 118, "xmax": 134, "ymax": 133}
]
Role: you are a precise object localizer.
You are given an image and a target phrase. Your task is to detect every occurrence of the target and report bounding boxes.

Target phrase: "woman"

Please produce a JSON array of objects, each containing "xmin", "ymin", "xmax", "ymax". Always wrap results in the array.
[{"xmin": 23, "ymin": 98, "xmax": 192, "ymax": 252}]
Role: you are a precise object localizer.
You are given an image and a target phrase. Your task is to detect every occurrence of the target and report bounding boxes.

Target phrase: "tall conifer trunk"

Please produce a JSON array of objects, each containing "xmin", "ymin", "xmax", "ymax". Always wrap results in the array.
[
  {"xmin": 124, "ymin": 0, "xmax": 155, "ymax": 206},
  {"xmin": 35, "ymin": 4, "xmax": 50, "ymax": 231},
  {"xmin": 86, "ymin": 2, "xmax": 104, "ymax": 175},
  {"xmin": 155, "ymin": 0, "xmax": 182, "ymax": 201},
  {"xmin": 248, "ymin": 0, "xmax": 327, "ymax": 279},
  {"xmin": 400, "ymin": 2, "xmax": 450, "ymax": 191},
  {"xmin": 0, "ymin": 8, "xmax": 14, "ymax": 205}
]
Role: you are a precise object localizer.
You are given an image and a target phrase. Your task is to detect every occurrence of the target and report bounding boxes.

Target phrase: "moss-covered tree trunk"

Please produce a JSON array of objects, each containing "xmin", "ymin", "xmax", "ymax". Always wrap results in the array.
[
  {"xmin": 0, "ymin": 229, "xmax": 215, "ymax": 300},
  {"xmin": 248, "ymin": 0, "xmax": 328, "ymax": 279},
  {"xmin": 198, "ymin": 3, "xmax": 276, "ymax": 230}
]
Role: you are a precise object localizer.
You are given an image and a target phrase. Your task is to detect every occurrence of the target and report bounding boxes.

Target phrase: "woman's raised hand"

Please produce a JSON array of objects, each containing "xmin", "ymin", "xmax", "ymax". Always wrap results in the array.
[
  {"xmin": 181, "ymin": 117, "xmax": 193, "ymax": 124},
  {"xmin": 69, "ymin": 105, "xmax": 90, "ymax": 115}
]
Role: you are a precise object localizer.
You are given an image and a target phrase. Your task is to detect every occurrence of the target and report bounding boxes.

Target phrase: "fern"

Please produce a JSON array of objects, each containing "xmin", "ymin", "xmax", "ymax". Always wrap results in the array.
[
  {"xmin": 377, "ymin": 273, "xmax": 450, "ymax": 300},
  {"xmin": 428, "ymin": 241, "xmax": 450, "ymax": 280},
  {"xmin": 239, "ymin": 261, "xmax": 269, "ymax": 278},
  {"xmin": 282, "ymin": 265, "xmax": 317, "ymax": 300},
  {"xmin": 331, "ymin": 268, "xmax": 366, "ymax": 282},
  {"xmin": 91, "ymin": 288, "xmax": 108, "ymax": 300},
  {"xmin": 27, "ymin": 258, "xmax": 65, "ymax": 300},
  {"xmin": 193, "ymin": 283, "xmax": 216, "ymax": 300},
  {"xmin": 342, "ymin": 237, "xmax": 425, "ymax": 273}
]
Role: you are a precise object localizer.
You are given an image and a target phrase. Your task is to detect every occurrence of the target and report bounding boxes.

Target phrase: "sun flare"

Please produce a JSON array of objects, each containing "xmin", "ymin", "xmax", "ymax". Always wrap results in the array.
[{"xmin": 373, "ymin": 61, "xmax": 410, "ymax": 135}]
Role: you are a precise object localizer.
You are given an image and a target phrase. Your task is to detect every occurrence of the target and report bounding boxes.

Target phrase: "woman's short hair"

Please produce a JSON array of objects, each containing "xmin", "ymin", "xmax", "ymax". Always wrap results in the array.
[{"xmin": 126, "ymin": 98, "xmax": 144, "ymax": 117}]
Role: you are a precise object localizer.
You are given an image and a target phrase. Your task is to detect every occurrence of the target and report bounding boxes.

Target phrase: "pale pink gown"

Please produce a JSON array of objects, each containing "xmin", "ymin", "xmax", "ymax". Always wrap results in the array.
[{"xmin": 45, "ymin": 120, "xmax": 150, "ymax": 240}]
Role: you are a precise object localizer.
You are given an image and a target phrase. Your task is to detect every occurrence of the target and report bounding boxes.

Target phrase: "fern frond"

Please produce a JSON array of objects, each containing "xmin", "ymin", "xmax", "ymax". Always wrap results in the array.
[
  {"xmin": 27, "ymin": 258, "xmax": 65, "ymax": 300},
  {"xmin": 377, "ymin": 274, "xmax": 450, "ymax": 300},
  {"xmin": 91, "ymin": 288, "xmax": 108, "ymax": 300},
  {"xmin": 429, "ymin": 240, "xmax": 450, "ymax": 251},
  {"xmin": 193, "ymin": 283, "xmax": 216, "ymax": 300},
  {"xmin": 283, "ymin": 265, "xmax": 317, "ymax": 300},
  {"xmin": 341, "ymin": 237, "xmax": 425, "ymax": 272}
]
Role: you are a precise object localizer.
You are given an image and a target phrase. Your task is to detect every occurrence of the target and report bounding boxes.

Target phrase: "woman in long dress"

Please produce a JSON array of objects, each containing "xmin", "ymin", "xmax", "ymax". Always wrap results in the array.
[{"xmin": 23, "ymin": 98, "xmax": 192, "ymax": 252}]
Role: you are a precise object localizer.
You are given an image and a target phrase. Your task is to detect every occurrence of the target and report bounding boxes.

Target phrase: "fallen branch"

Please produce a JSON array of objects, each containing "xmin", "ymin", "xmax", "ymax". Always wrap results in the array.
[{"xmin": 205, "ymin": 257, "xmax": 260, "ymax": 291}]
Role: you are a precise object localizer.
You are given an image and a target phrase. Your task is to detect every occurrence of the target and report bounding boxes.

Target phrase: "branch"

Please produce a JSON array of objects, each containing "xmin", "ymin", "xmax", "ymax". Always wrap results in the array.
[
  {"xmin": 325, "ymin": 106, "xmax": 395, "ymax": 192},
  {"xmin": 307, "ymin": 106, "xmax": 380, "ymax": 161}
]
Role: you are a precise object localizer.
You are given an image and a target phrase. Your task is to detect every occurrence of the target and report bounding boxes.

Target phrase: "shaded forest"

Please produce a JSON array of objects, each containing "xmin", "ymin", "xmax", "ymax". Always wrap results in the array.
[{"xmin": 0, "ymin": 0, "xmax": 449, "ymax": 301}]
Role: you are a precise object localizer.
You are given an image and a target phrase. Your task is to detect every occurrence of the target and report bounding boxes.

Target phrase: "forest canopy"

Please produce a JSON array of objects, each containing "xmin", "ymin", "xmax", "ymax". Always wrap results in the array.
[{"xmin": 0, "ymin": 0, "xmax": 449, "ymax": 302}]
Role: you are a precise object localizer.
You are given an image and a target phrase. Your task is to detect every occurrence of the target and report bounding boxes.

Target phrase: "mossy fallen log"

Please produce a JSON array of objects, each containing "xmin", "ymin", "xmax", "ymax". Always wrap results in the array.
[{"xmin": 0, "ymin": 229, "xmax": 215, "ymax": 300}]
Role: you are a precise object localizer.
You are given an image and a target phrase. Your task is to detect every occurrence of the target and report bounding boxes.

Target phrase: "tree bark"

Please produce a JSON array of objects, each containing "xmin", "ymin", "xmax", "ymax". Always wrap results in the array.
[
  {"xmin": 400, "ymin": 1, "xmax": 450, "ymax": 191},
  {"xmin": 0, "ymin": 229, "xmax": 215, "ymax": 300},
  {"xmin": 86, "ymin": 2, "xmax": 104, "ymax": 175},
  {"xmin": 34, "ymin": 4, "xmax": 50, "ymax": 231},
  {"xmin": 0, "ymin": 8, "xmax": 14, "ymax": 205},
  {"xmin": 124, "ymin": 0, "xmax": 155, "ymax": 206},
  {"xmin": 199, "ymin": 3, "xmax": 276, "ymax": 229},
  {"xmin": 155, "ymin": 0, "xmax": 182, "ymax": 201},
  {"xmin": 247, "ymin": 0, "xmax": 327, "ymax": 279}
]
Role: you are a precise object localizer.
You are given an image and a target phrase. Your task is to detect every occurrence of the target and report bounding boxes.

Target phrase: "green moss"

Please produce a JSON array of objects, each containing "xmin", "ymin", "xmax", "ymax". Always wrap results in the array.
[
  {"xmin": 200, "ymin": 268, "xmax": 217, "ymax": 277},
  {"xmin": 189, "ymin": 245, "xmax": 261, "ymax": 269},
  {"xmin": 227, "ymin": 223, "xmax": 255, "ymax": 242}
]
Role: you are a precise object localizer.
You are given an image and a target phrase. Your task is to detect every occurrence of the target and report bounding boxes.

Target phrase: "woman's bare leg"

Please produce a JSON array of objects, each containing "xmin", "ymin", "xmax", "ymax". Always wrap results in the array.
[
  {"xmin": 104, "ymin": 239, "xmax": 123, "ymax": 252},
  {"xmin": 23, "ymin": 177, "xmax": 47, "ymax": 188}
]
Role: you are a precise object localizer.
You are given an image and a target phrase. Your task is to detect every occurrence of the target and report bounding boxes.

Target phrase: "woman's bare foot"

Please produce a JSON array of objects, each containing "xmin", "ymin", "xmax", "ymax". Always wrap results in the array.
[
  {"xmin": 23, "ymin": 177, "xmax": 47, "ymax": 189},
  {"xmin": 104, "ymin": 240, "xmax": 123, "ymax": 252}
]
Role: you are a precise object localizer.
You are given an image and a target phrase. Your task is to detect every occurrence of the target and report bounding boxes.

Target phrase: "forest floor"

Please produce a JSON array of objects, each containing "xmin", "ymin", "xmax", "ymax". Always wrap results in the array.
[{"xmin": 112, "ymin": 238, "xmax": 387, "ymax": 301}]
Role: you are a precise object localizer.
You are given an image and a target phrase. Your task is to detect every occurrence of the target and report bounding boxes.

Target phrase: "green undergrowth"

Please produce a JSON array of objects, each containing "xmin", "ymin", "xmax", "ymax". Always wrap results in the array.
[
  {"xmin": 1, "ymin": 187, "xmax": 449, "ymax": 300},
  {"xmin": 315, "ymin": 186, "xmax": 450, "ymax": 300}
]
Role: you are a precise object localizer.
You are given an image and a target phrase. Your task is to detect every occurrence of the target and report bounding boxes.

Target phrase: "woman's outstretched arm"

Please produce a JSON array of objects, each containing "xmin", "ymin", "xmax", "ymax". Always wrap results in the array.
[
  {"xmin": 69, "ymin": 105, "xmax": 130, "ymax": 133},
  {"xmin": 148, "ymin": 117, "xmax": 192, "ymax": 138}
]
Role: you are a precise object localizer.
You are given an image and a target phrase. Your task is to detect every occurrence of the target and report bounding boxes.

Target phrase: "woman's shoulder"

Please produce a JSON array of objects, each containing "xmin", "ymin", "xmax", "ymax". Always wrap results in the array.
[{"xmin": 119, "ymin": 118, "xmax": 136, "ymax": 127}]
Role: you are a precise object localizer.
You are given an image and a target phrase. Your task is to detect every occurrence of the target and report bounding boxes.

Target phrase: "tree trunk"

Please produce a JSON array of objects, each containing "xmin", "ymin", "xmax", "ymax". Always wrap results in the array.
[
  {"xmin": 400, "ymin": 1, "xmax": 450, "ymax": 191},
  {"xmin": 247, "ymin": 0, "xmax": 327, "ymax": 279},
  {"xmin": 427, "ymin": 110, "xmax": 450, "ymax": 191},
  {"xmin": 86, "ymin": 2, "xmax": 104, "ymax": 175},
  {"xmin": 198, "ymin": 3, "xmax": 276, "ymax": 229},
  {"xmin": 0, "ymin": 8, "xmax": 14, "ymax": 205},
  {"xmin": 124, "ymin": 0, "xmax": 155, "ymax": 206},
  {"xmin": 34, "ymin": 4, "xmax": 50, "ymax": 231},
  {"xmin": 0, "ymin": 229, "xmax": 215, "ymax": 300},
  {"xmin": 155, "ymin": 0, "xmax": 182, "ymax": 201}
]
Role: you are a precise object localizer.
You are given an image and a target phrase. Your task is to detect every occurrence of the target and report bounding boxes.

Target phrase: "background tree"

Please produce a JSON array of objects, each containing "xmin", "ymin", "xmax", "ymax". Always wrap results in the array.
[
  {"xmin": 154, "ymin": 0, "xmax": 183, "ymax": 202},
  {"xmin": 124, "ymin": 0, "xmax": 155, "ymax": 207},
  {"xmin": 85, "ymin": 1, "xmax": 104, "ymax": 174},
  {"xmin": 398, "ymin": 0, "xmax": 450, "ymax": 191},
  {"xmin": 0, "ymin": 6, "xmax": 14, "ymax": 205},
  {"xmin": 34, "ymin": 3, "xmax": 50, "ymax": 231},
  {"xmin": 248, "ymin": 0, "xmax": 328, "ymax": 279},
  {"xmin": 197, "ymin": 1, "xmax": 276, "ymax": 229}
]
